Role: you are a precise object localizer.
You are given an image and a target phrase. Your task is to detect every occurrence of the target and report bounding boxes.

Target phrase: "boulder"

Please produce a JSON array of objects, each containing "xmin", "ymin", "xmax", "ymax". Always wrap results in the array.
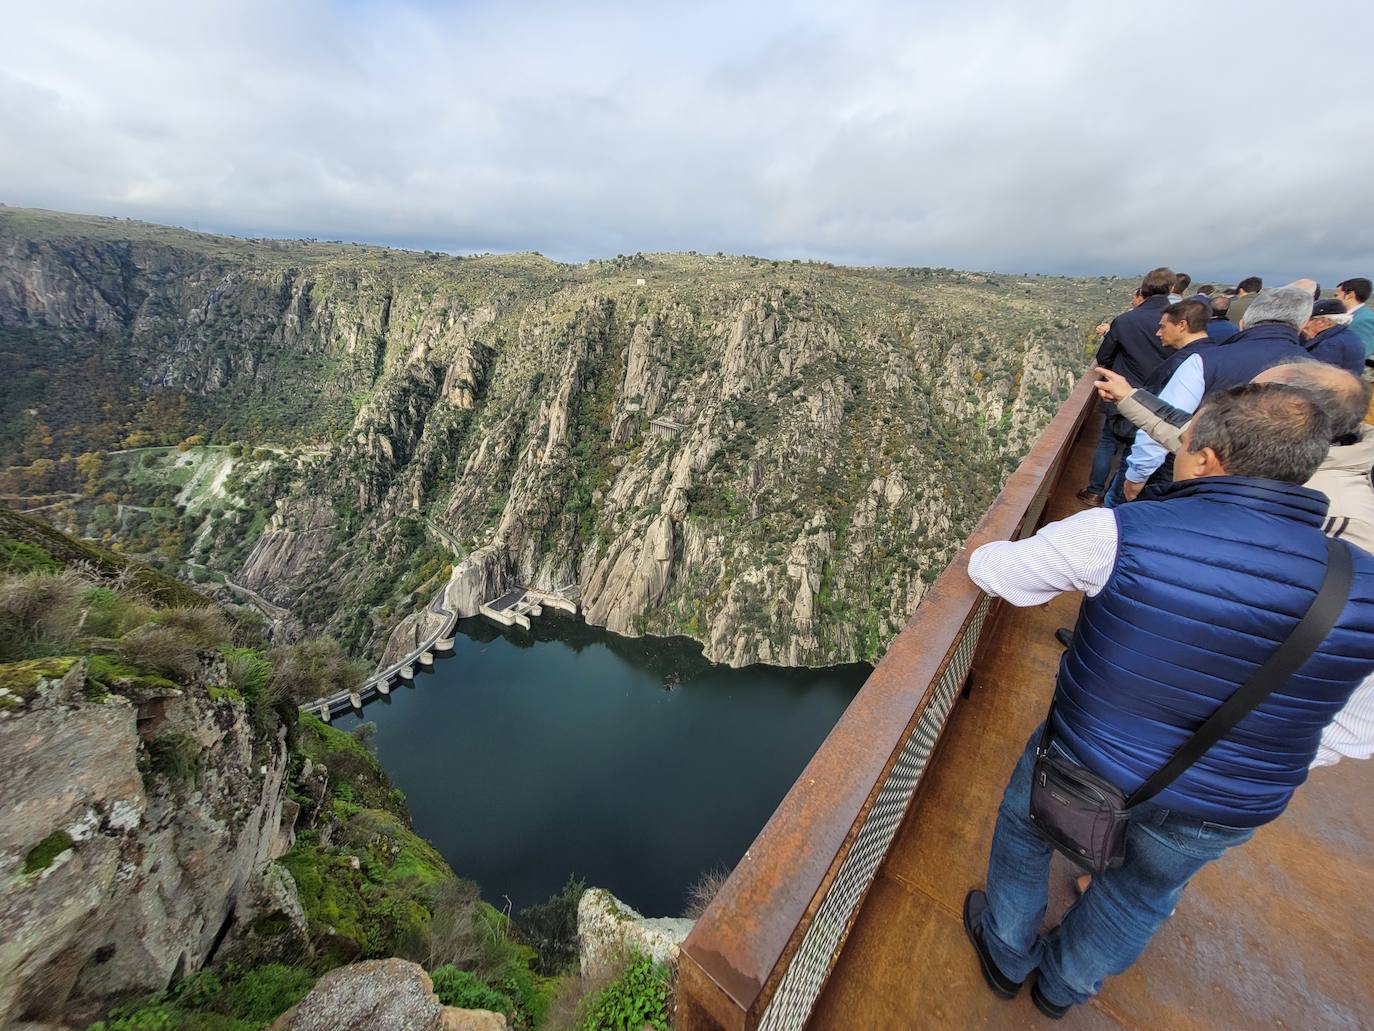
[
  {"xmin": 435, "ymin": 1008, "xmax": 508, "ymax": 1030},
  {"xmin": 269, "ymin": 959, "xmax": 507, "ymax": 1031},
  {"xmin": 577, "ymin": 888, "xmax": 694, "ymax": 977},
  {"xmin": 269, "ymin": 959, "xmax": 439, "ymax": 1031}
]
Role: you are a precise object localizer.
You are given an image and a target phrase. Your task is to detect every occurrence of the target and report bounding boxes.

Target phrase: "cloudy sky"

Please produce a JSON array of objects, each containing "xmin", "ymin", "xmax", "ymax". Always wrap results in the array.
[{"xmin": 2, "ymin": 1, "xmax": 1369, "ymax": 282}]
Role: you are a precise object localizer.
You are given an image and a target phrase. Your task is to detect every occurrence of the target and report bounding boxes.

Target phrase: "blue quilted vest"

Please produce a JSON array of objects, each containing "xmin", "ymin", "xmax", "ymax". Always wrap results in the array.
[
  {"xmin": 1053, "ymin": 477, "xmax": 1374, "ymax": 827},
  {"xmin": 1200, "ymin": 322, "xmax": 1308, "ymax": 394}
]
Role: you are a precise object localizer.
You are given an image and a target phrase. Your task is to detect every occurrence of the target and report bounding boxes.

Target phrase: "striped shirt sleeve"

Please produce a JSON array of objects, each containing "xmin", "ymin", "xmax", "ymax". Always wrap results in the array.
[
  {"xmin": 1313, "ymin": 669, "xmax": 1374, "ymax": 768},
  {"xmin": 967, "ymin": 507, "xmax": 1119, "ymax": 606}
]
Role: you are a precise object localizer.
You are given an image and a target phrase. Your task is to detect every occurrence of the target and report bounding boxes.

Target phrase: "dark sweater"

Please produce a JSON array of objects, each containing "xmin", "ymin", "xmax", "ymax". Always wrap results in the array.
[{"xmin": 1095, "ymin": 295, "xmax": 1172, "ymax": 387}]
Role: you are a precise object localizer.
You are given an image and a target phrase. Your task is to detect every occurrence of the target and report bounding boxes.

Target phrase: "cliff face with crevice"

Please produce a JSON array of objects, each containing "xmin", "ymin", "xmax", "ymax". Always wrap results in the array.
[
  {"xmin": 1, "ymin": 208, "xmax": 1114, "ymax": 666},
  {"xmin": 0, "ymin": 655, "xmax": 293, "ymax": 1025}
]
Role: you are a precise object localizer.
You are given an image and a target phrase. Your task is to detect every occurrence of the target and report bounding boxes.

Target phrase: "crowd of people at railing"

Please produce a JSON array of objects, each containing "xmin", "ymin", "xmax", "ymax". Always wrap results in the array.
[{"xmin": 959, "ymin": 269, "xmax": 1374, "ymax": 1019}]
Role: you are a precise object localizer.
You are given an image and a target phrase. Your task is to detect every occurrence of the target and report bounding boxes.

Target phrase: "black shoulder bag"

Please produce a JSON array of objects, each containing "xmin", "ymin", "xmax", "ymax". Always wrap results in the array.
[{"xmin": 1029, "ymin": 537, "xmax": 1353, "ymax": 873}]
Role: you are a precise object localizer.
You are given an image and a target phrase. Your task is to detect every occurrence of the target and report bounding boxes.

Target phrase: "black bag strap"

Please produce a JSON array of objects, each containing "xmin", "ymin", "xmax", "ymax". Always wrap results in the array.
[
  {"xmin": 1039, "ymin": 536, "xmax": 1354, "ymax": 807},
  {"xmin": 1125, "ymin": 535, "xmax": 1353, "ymax": 807}
]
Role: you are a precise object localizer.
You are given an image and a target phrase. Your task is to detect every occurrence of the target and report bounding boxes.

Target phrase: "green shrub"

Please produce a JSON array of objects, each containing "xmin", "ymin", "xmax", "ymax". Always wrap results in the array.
[
  {"xmin": 430, "ymin": 965, "xmax": 514, "ymax": 1014},
  {"xmin": 0, "ymin": 569, "xmax": 89, "ymax": 661},
  {"xmin": 224, "ymin": 646, "xmax": 272, "ymax": 696},
  {"xmin": 143, "ymin": 733, "xmax": 201, "ymax": 789},
  {"xmin": 268, "ymin": 637, "xmax": 366, "ymax": 706},
  {"xmin": 220, "ymin": 964, "xmax": 315, "ymax": 1023},
  {"xmin": 154, "ymin": 606, "xmax": 233, "ymax": 649},
  {"xmin": 88, "ymin": 962, "xmax": 313, "ymax": 1031},
  {"xmin": 168, "ymin": 969, "xmax": 224, "ymax": 1009},
  {"xmin": 516, "ymin": 876, "xmax": 585, "ymax": 975},
  {"xmin": 83, "ymin": 586, "xmax": 155, "ymax": 638},
  {"xmin": 577, "ymin": 953, "xmax": 670, "ymax": 1031},
  {"xmin": 119, "ymin": 623, "xmax": 203, "ymax": 680},
  {"xmin": 0, "ymin": 537, "xmax": 60, "ymax": 573}
]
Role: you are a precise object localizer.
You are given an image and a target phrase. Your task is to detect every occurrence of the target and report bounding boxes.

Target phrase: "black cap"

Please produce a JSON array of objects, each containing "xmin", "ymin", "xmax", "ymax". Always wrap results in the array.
[{"xmin": 1311, "ymin": 298, "xmax": 1346, "ymax": 318}]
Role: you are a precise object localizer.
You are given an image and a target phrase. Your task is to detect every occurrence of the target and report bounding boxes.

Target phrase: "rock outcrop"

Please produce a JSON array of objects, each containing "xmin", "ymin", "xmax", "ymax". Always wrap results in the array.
[
  {"xmin": 0, "ymin": 653, "xmax": 293, "ymax": 1024},
  {"xmin": 577, "ymin": 888, "xmax": 694, "ymax": 977},
  {"xmin": 269, "ymin": 959, "xmax": 507, "ymax": 1031}
]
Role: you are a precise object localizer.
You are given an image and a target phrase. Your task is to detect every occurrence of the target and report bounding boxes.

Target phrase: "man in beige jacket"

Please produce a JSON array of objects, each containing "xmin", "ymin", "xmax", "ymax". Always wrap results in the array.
[{"xmin": 1094, "ymin": 359, "xmax": 1374, "ymax": 551}]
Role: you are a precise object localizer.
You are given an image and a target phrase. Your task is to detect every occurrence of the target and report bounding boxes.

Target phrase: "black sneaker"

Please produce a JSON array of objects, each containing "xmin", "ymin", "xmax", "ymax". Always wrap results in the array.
[
  {"xmin": 962, "ymin": 890, "xmax": 1023, "ymax": 999},
  {"xmin": 1054, "ymin": 627, "xmax": 1074, "ymax": 649},
  {"xmin": 1031, "ymin": 977, "xmax": 1071, "ymax": 1020}
]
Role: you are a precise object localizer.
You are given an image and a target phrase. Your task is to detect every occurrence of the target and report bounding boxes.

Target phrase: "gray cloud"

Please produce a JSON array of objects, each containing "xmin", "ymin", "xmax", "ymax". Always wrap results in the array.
[{"xmin": 2, "ymin": 0, "xmax": 1370, "ymax": 283}]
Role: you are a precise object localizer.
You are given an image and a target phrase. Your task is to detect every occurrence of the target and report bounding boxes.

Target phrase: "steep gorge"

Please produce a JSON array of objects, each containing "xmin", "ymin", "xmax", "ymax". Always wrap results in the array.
[{"xmin": 0, "ymin": 207, "xmax": 1116, "ymax": 667}]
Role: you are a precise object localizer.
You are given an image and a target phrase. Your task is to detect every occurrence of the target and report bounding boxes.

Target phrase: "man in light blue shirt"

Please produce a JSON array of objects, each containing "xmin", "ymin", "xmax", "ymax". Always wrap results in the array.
[
  {"xmin": 1336, "ymin": 278, "xmax": 1374, "ymax": 358},
  {"xmin": 1118, "ymin": 287, "xmax": 1312, "ymax": 501}
]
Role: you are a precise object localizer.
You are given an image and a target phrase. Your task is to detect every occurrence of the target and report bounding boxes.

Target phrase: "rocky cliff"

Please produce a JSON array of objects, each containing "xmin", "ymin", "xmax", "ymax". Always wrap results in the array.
[
  {"xmin": 0, "ymin": 208, "xmax": 1115, "ymax": 666},
  {"xmin": 0, "ymin": 652, "xmax": 292, "ymax": 1025}
]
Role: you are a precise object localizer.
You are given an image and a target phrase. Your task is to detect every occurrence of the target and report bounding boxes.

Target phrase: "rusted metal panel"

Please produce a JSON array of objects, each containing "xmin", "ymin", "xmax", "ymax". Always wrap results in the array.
[{"xmin": 676, "ymin": 376, "xmax": 1098, "ymax": 1029}]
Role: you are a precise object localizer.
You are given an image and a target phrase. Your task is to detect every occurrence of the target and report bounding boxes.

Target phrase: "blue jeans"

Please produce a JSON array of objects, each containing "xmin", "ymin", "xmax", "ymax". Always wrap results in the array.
[
  {"xmin": 1086, "ymin": 416, "xmax": 1124, "ymax": 495},
  {"xmin": 980, "ymin": 728, "xmax": 1255, "ymax": 1007},
  {"xmin": 1102, "ymin": 468, "xmax": 1126, "ymax": 509}
]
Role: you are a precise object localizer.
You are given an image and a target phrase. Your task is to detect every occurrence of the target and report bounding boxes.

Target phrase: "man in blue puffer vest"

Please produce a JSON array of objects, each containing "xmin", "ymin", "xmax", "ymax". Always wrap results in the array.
[
  {"xmin": 1301, "ymin": 298, "xmax": 1366, "ymax": 375},
  {"xmin": 1115, "ymin": 285, "xmax": 1312, "ymax": 504},
  {"xmin": 961, "ymin": 383, "xmax": 1374, "ymax": 1019}
]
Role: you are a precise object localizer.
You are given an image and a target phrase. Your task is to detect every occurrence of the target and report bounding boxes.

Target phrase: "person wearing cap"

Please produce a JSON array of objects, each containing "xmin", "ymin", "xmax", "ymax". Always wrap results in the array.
[
  {"xmin": 1335, "ymin": 278, "xmax": 1374, "ymax": 358},
  {"xmin": 1302, "ymin": 298, "xmax": 1366, "ymax": 375},
  {"xmin": 1117, "ymin": 286, "xmax": 1312, "ymax": 502}
]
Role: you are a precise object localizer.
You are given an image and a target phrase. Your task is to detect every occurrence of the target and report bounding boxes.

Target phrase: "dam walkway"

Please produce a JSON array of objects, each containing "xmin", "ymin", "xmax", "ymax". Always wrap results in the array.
[
  {"xmin": 675, "ymin": 376, "xmax": 1374, "ymax": 1030},
  {"xmin": 300, "ymin": 578, "xmax": 459, "ymax": 722}
]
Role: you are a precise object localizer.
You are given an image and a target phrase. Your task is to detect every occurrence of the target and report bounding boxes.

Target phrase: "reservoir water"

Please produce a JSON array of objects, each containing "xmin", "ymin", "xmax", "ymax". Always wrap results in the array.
[{"xmin": 336, "ymin": 613, "xmax": 867, "ymax": 916}]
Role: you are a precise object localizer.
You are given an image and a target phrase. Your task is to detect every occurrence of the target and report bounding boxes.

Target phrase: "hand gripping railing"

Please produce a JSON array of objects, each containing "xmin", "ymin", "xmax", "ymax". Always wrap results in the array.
[{"xmin": 674, "ymin": 373, "xmax": 1097, "ymax": 1031}]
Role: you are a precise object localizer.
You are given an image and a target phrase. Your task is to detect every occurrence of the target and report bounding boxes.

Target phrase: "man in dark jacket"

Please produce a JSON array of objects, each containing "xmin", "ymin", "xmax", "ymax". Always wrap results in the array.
[
  {"xmin": 1117, "ymin": 286, "xmax": 1312, "ymax": 501},
  {"xmin": 964, "ymin": 383, "xmax": 1374, "ymax": 1018},
  {"xmin": 1206, "ymin": 294, "xmax": 1238, "ymax": 343},
  {"xmin": 1077, "ymin": 268, "xmax": 1174, "ymax": 505},
  {"xmin": 1301, "ymin": 298, "xmax": 1365, "ymax": 375}
]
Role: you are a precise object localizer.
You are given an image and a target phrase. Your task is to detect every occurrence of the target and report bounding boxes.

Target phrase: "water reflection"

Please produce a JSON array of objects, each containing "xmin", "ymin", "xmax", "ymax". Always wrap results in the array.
[{"xmin": 338, "ymin": 613, "xmax": 868, "ymax": 916}]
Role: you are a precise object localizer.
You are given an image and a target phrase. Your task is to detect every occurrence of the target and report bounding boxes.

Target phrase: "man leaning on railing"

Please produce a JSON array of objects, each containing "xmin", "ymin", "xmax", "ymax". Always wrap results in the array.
[{"xmin": 959, "ymin": 383, "xmax": 1374, "ymax": 1019}]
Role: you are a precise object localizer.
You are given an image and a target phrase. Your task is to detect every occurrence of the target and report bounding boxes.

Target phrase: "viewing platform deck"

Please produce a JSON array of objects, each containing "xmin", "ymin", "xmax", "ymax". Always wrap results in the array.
[{"xmin": 676, "ymin": 377, "xmax": 1374, "ymax": 1030}]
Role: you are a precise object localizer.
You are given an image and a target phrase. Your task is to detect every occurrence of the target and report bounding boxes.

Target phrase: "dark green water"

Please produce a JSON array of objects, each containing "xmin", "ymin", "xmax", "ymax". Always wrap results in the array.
[{"xmin": 336, "ymin": 613, "xmax": 867, "ymax": 916}]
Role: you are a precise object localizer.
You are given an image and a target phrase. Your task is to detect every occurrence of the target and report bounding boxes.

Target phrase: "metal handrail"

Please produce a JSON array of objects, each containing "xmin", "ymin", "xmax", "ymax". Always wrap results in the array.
[{"xmin": 675, "ymin": 374, "xmax": 1097, "ymax": 1031}]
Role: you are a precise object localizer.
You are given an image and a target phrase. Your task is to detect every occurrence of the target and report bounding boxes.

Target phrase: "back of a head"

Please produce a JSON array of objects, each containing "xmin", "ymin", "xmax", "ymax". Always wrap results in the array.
[
  {"xmin": 1174, "ymin": 273, "xmax": 1192, "ymax": 295},
  {"xmin": 1164, "ymin": 298, "xmax": 1210, "ymax": 333},
  {"xmin": 1339, "ymin": 277, "xmax": 1373, "ymax": 303},
  {"xmin": 1255, "ymin": 359, "xmax": 1372, "ymax": 438},
  {"xmin": 1241, "ymin": 286, "xmax": 1314, "ymax": 330},
  {"xmin": 1189, "ymin": 383, "xmax": 1331, "ymax": 484},
  {"xmin": 1212, "ymin": 294, "xmax": 1232, "ymax": 315},
  {"xmin": 1238, "ymin": 276, "xmax": 1264, "ymax": 294},
  {"xmin": 1195, "ymin": 284, "xmax": 1215, "ymax": 296},
  {"xmin": 1140, "ymin": 267, "xmax": 1176, "ymax": 298}
]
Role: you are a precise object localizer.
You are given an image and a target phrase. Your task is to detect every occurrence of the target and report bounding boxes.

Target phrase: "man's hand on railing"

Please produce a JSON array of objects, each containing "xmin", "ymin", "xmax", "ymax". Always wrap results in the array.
[{"xmin": 1092, "ymin": 366, "xmax": 1133, "ymax": 404}]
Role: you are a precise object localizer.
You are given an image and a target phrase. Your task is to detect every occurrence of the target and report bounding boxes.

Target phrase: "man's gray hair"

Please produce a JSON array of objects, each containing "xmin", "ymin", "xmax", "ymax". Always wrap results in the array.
[
  {"xmin": 1257, "ymin": 359, "xmax": 1372, "ymax": 438},
  {"xmin": 1241, "ymin": 286, "xmax": 1315, "ymax": 331},
  {"xmin": 1189, "ymin": 383, "xmax": 1331, "ymax": 484}
]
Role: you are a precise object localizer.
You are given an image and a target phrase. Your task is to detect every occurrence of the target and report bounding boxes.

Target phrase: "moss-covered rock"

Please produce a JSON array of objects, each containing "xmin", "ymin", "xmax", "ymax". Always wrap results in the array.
[
  {"xmin": 22, "ymin": 829, "xmax": 74, "ymax": 874},
  {"xmin": 0, "ymin": 655, "xmax": 80, "ymax": 710}
]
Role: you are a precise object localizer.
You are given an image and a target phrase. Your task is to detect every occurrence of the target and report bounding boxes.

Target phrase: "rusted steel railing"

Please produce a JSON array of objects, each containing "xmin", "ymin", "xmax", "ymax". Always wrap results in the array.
[{"xmin": 675, "ymin": 374, "xmax": 1097, "ymax": 1031}]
